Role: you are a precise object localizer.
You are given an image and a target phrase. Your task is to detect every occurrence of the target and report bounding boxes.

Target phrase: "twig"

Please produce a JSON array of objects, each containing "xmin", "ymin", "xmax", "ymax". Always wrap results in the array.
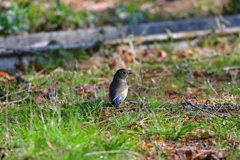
[
  {"xmin": 97, "ymin": 115, "xmax": 120, "ymax": 125},
  {"xmin": 0, "ymin": 83, "xmax": 32, "ymax": 105},
  {"xmin": 0, "ymin": 89, "xmax": 27, "ymax": 100},
  {"xmin": 129, "ymin": 88, "xmax": 143, "ymax": 106},
  {"xmin": 213, "ymin": 101, "xmax": 225, "ymax": 116},
  {"xmin": 0, "ymin": 75, "xmax": 50, "ymax": 105},
  {"xmin": 207, "ymin": 79, "xmax": 220, "ymax": 97},
  {"xmin": 44, "ymin": 135, "xmax": 55, "ymax": 151},
  {"xmin": 194, "ymin": 51, "xmax": 229, "ymax": 62},
  {"xmin": 222, "ymin": 66, "xmax": 240, "ymax": 72},
  {"xmin": 138, "ymin": 70, "xmax": 146, "ymax": 97},
  {"xmin": 85, "ymin": 150, "xmax": 144, "ymax": 159},
  {"xmin": 183, "ymin": 96, "xmax": 226, "ymax": 119},
  {"xmin": 207, "ymin": 79, "xmax": 234, "ymax": 118},
  {"xmin": 69, "ymin": 71, "xmax": 76, "ymax": 96},
  {"xmin": 0, "ymin": 94, "xmax": 30, "ymax": 105},
  {"xmin": 5, "ymin": 82, "xmax": 10, "ymax": 148},
  {"xmin": 184, "ymin": 79, "xmax": 198, "ymax": 87},
  {"xmin": 34, "ymin": 77, "xmax": 51, "ymax": 89},
  {"xmin": 127, "ymin": 100, "xmax": 139, "ymax": 105},
  {"xmin": 128, "ymin": 37, "xmax": 137, "ymax": 63}
]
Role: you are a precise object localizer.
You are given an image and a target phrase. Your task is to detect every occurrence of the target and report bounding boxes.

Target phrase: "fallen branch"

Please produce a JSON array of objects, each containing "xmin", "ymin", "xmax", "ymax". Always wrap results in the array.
[
  {"xmin": 192, "ymin": 51, "xmax": 229, "ymax": 62},
  {"xmin": 183, "ymin": 96, "xmax": 226, "ymax": 119},
  {"xmin": 222, "ymin": 66, "xmax": 240, "ymax": 72},
  {"xmin": 0, "ymin": 83, "xmax": 32, "ymax": 105},
  {"xmin": 0, "ymin": 76, "xmax": 52, "ymax": 105}
]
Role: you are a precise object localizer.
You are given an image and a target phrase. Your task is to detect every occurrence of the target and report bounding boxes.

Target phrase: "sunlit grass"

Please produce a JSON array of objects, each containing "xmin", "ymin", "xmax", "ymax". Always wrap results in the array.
[{"xmin": 1, "ymin": 34, "xmax": 240, "ymax": 159}]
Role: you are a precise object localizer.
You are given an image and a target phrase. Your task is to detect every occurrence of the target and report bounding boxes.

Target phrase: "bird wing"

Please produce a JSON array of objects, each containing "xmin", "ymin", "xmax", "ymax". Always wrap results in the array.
[{"xmin": 109, "ymin": 80, "xmax": 128, "ymax": 102}]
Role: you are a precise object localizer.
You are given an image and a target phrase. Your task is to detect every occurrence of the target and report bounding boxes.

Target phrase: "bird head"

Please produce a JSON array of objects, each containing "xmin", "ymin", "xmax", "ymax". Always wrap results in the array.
[{"xmin": 114, "ymin": 68, "xmax": 132, "ymax": 80}]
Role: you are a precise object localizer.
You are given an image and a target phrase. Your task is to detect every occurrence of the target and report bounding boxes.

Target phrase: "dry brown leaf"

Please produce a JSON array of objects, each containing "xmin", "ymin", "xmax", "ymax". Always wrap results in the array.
[
  {"xmin": 34, "ymin": 62, "xmax": 43, "ymax": 72},
  {"xmin": 109, "ymin": 55, "xmax": 126, "ymax": 70},
  {"xmin": 193, "ymin": 69, "xmax": 206, "ymax": 77},
  {"xmin": 66, "ymin": 0, "xmax": 115, "ymax": 12},
  {"xmin": 145, "ymin": 151, "xmax": 156, "ymax": 160},
  {"xmin": 140, "ymin": 2, "xmax": 155, "ymax": 10},
  {"xmin": 237, "ymin": 144, "xmax": 240, "ymax": 151},
  {"xmin": 157, "ymin": 49, "xmax": 167, "ymax": 58},
  {"xmin": 142, "ymin": 142, "xmax": 153, "ymax": 149},
  {"xmin": 187, "ymin": 87, "xmax": 194, "ymax": 95},
  {"xmin": 154, "ymin": 135, "xmax": 163, "ymax": 142},
  {"xmin": 179, "ymin": 50, "xmax": 193, "ymax": 57},
  {"xmin": 0, "ymin": 71, "xmax": 15, "ymax": 82},
  {"xmin": 123, "ymin": 54, "xmax": 132, "ymax": 62},
  {"xmin": 192, "ymin": 150, "xmax": 225, "ymax": 160},
  {"xmin": 81, "ymin": 84, "xmax": 94, "ymax": 94}
]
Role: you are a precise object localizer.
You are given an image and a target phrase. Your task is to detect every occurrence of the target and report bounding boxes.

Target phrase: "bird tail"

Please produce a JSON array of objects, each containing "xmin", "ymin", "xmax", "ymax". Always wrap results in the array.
[{"xmin": 113, "ymin": 96, "xmax": 121, "ymax": 107}]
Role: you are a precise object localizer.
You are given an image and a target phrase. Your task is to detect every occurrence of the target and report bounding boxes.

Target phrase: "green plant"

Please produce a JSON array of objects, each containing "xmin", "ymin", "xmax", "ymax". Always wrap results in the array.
[{"xmin": 0, "ymin": 3, "xmax": 29, "ymax": 35}]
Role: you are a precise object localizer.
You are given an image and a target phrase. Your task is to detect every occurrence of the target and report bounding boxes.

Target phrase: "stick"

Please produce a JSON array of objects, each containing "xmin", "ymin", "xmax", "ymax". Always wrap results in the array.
[
  {"xmin": 0, "ymin": 74, "xmax": 51, "ymax": 105},
  {"xmin": 0, "ymin": 83, "xmax": 32, "ymax": 105},
  {"xmin": 183, "ymin": 96, "xmax": 226, "ymax": 119},
  {"xmin": 207, "ymin": 79, "xmax": 220, "ymax": 97},
  {"xmin": 138, "ymin": 70, "xmax": 146, "ymax": 97},
  {"xmin": 34, "ymin": 78, "xmax": 51, "ymax": 89},
  {"xmin": 44, "ymin": 135, "xmax": 55, "ymax": 151},
  {"xmin": 85, "ymin": 150, "xmax": 144, "ymax": 159}
]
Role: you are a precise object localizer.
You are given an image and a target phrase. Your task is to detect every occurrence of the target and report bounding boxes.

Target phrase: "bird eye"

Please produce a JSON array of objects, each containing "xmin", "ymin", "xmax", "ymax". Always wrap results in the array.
[{"xmin": 122, "ymin": 71, "xmax": 126, "ymax": 74}]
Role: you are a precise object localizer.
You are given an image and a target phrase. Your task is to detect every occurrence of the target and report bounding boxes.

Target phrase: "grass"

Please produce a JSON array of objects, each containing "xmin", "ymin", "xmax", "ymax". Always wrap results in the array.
[
  {"xmin": 0, "ymin": 0, "xmax": 239, "ymax": 35},
  {"xmin": 0, "ymin": 33, "xmax": 240, "ymax": 159}
]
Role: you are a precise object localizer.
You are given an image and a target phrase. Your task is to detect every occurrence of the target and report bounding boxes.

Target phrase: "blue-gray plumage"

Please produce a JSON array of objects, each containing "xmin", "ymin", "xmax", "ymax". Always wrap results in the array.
[{"xmin": 109, "ymin": 68, "xmax": 131, "ymax": 107}]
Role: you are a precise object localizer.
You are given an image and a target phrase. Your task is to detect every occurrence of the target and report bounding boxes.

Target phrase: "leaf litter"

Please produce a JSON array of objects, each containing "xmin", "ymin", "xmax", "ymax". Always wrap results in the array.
[{"xmin": 1, "ymin": 35, "xmax": 240, "ymax": 159}]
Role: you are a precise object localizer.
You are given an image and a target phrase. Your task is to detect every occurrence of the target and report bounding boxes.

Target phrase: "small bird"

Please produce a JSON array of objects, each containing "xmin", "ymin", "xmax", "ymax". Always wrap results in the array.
[{"xmin": 109, "ymin": 68, "xmax": 131, "ymax": 107}]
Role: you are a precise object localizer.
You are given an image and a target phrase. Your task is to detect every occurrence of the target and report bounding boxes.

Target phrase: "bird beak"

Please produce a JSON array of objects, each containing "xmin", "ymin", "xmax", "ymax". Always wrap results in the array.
[{"xmin": 128, "ymin": 71, "xmax": 132, "ymax": 74}]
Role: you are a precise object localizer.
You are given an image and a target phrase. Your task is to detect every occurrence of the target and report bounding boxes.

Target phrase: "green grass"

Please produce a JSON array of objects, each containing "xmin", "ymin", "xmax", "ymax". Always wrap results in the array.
[
  {"xmin": 0, "ymin": 0, "xmax": 239, "ymax": 35},
  {"xmin": 1, "ymin": 34, "xmax": 240, "ymax": 159}
]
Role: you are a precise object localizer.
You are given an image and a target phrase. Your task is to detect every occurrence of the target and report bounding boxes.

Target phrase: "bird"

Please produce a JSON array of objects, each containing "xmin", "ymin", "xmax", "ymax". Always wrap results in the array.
[{"xmin": 109, "ymin": 68, "xmax": 131, "ymax": 107}]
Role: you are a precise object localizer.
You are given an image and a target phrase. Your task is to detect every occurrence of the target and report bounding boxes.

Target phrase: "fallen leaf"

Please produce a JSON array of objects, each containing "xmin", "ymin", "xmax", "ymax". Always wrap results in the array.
[
  {"xmin": 0, "ymin": 71, "xmax": 15, "ymax": 82},
  {"xmin": 192, "ymin": 150, "xmax": 225, "ymax": 160},
  {"xmin": 145, "ymin": 151, "xmax": 156, "ymax": 160},
  {"xmin": 109, "ymin": 55, "xmax": 126, "ymax": 70},
  {"xmin": 34, "ymin": 62, "xmax": 43, "ymax": 72},
  {"xmin": 157, "ymin": 49, "xmax": 167, "ymax": 58},
  {"xmin": 179, "ymin": 50, "xmax": 193, "ymax": 57},
  {"xmin": 123, "ymin": 54, "xmax": 132, "ymax": 62},
  {"xmin": 81, "ymin": 84, "xmax": 94, "ymax": 93},
  {"xmin": 142, "ymin": 142, "xmax": 153, "ymax": 149},
  {"xmin": 140, "ymin": 2, "xmax": 155, "ymax": 10},
  {"xmin": 187, "ymin": 87, "xmax": 193, "ymax": 95},
  {"xmin": 67, "ymin": 0, "xmax": 115, "ymax": 12},
  {"xmin": 193, "ymin": 69, "xmax": 206, "ymax": 77}
]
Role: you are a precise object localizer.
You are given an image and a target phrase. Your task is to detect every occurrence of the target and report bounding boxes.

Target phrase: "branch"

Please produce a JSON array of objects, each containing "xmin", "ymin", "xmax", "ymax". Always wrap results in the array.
[
  {"xmin": 207, "ymin": 79, "xmax": 220, "ymax": 97},
  {"xmin": 183, "ymin": 96, "xmax": 226, "ymax": 119},
  {"xmin": 0, "ymin": 82, "xmax": 32, "ymax": 105}
]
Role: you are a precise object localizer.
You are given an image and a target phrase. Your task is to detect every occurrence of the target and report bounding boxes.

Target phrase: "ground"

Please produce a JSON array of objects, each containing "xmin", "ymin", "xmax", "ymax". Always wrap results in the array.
[
  {"xmin": 0, "ymin": 32, "xmax": 240, "ymax": 159},
  {"xmin": 0, "ymin": 0, "xmax": 240, "ymax": 159}
]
